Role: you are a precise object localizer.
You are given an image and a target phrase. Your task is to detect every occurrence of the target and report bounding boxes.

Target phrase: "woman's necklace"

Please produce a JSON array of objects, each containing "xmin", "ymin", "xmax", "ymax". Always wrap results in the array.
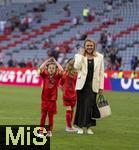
[
  {"xmin": 88, "ymin": 60, "xmax": 93, "ymax": 64},
  {"xmin": 87, "ymin": 55, "xmax": 94, "ymax": 63}
]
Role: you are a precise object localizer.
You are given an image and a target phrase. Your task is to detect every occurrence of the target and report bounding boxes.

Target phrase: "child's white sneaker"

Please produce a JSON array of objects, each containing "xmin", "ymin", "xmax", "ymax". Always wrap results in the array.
[
  {"xmin": 77, "ymin": 128, "xmax": 84, "ymax": 134},
  {"xmin": 72, "ymin": 126, "xmax": 78, "ymax": 131},
  {"xmin": 47, "ymin": 131, "xmax": 52, "ymax": 137},
  {"xmin": 87, "ymin": 128, "xmax": 94, "ymax": 135},
  {"xmin": 37, "ymin": 133, "xmax": 44, "ymax": 137},
  {"xmin": 65, "ymin": 126, "xmax": 77, "ymax": 132}
]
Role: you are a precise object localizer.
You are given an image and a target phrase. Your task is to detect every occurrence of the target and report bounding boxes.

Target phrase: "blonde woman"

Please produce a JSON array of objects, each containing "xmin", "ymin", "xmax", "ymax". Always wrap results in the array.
[{"xmin": 74, "ymin": 39, "xmax": 104, "ymax": 134}]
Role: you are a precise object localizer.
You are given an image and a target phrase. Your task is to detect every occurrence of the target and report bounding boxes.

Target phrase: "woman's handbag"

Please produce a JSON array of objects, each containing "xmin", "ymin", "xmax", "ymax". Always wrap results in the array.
[{"xmin": 97, "ymin": 94, "xmax": 112, "ymax": 118}]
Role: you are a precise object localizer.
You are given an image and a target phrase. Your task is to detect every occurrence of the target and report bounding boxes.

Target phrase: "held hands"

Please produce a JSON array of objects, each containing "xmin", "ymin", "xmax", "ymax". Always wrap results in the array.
[
  {"xmin": 51, "ymin": 57, "xmax": 56, "ymax": 62},
  {"xmin": 48, "ymin": 57, "xmax": 55, "ymax": 62},
  {"xmin": 39, "ymin": 57, "xmax": 55, "ymax": 70},
  {"xmin": 51, "ymin": 57, "xmax": 64, "ymax": 72},
  {"xmin": 46, "ymin": 57, "xmax": 56, "ymax": 64},
  {"xmin": 48, "ymin": 57, "xmax": 54, "ymax": 61}
]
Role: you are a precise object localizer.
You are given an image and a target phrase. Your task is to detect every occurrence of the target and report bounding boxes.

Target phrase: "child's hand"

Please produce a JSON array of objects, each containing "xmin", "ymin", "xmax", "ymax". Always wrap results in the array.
[
  {"xmin": 51, "ymin": 57, "xmax": 56, "ymax": 62},
  {"xmin": 39, "ymin": 57, "xmax": 54, "ymax": 70},
  {"xmin": 48, "ymin": 57, "xmax": 53, "ymax": 61},
  {"xmin": 79, "ymin": 47, "xmax": 85, "ymax": 56}
]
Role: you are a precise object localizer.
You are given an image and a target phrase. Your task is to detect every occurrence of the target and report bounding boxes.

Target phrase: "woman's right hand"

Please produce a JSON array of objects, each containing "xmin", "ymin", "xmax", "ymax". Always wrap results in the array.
[{"xmin": 79, "ymin": 47, "xmax": 85, "ymax": 56}]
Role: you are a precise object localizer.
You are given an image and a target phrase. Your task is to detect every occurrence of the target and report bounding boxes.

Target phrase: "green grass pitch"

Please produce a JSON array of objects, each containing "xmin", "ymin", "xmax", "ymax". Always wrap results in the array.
[{"xmin": 0, "ymin": 86, "xmax": 139, "ymax": 150}]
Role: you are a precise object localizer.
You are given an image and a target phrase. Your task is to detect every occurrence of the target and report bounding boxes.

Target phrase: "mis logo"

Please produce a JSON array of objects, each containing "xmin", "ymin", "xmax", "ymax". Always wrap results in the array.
[{"xmin": 0, "ymin": 125, "xmax": 50, "ymax": 150}]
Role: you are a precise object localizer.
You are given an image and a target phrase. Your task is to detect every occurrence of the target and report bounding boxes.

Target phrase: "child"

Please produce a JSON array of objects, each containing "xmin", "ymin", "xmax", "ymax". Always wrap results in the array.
[
  {"xmin": 38, "ymin": 57, "xmax": 63, "ymax": 137},
  {"xmin": 60, "ymin": 58, "xmax": 77, "ymax": 132}
]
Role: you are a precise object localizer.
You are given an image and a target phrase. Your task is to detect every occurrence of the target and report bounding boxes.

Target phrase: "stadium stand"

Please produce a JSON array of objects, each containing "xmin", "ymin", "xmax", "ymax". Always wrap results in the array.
[{"xmin": 0, "ymin": 0, "xmax": 139, "ymax": 71}]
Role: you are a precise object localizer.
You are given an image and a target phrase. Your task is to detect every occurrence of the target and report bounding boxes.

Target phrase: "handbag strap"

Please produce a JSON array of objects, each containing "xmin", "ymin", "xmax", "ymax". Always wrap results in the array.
[{"xmin": 97, "ymin": 94, "xmax": 105, "ymax": 103}]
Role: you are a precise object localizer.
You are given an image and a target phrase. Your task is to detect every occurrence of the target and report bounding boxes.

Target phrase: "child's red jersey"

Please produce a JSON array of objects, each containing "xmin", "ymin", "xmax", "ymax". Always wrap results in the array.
[
  {"xmin": 40, "ymin": 70, "xmax": 62, "ymax": 101},
  {"xmin": 60, "ymin": 71, "xmax": 77, "ymax": 101}
]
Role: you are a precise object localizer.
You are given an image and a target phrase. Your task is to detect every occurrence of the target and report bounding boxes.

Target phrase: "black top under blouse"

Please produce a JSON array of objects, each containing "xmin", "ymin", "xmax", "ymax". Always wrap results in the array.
[{"xmin": 84, "ymin": 59, "xmax": 94, "ymax": 89}]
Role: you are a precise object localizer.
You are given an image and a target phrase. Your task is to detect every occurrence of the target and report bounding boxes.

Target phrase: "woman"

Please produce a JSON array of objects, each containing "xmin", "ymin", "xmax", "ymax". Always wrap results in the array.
[{"xmin": 74, "ymin": 39, "xmax": 104, "ymax": 134}]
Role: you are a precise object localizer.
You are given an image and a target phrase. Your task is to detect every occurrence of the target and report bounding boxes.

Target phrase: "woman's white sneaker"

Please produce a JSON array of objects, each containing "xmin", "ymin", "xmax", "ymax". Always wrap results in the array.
[
  {"xmin": 77, "ymin": 128, "xmax": 84, "ymax": 134},
  {"xmin": 87, "ymin": 128, "xmax": 94, "ymax": 135}
]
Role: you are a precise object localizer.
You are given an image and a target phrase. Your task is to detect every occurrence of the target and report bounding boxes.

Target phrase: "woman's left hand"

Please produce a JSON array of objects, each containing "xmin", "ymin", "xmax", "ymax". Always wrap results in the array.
[{"xmin": 98, "ymin": 89, "xmax": 103, "ymax": 95}]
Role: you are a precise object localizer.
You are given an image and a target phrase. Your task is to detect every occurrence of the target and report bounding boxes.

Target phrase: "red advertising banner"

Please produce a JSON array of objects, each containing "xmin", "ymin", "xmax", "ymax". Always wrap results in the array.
[
  {"xmin": 0, "ymin": 67, "xmax": 139, "ymax": 87},
  {"xmin": 0, "ymin": 67, "xmax": 43, "ymax": 87}
]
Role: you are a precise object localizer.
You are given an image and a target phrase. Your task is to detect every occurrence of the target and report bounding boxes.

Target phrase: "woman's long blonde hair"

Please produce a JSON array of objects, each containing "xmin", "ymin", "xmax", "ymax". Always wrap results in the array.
[{"xmin": 84, "ymin": 39, "xmax": 97, "ymax": 57}]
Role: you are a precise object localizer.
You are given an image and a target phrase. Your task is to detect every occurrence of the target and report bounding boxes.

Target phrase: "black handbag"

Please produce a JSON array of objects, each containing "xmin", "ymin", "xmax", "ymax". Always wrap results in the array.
[{"xmin": 96, "ymin": 94, "xmax": 112, "ymax": 118}]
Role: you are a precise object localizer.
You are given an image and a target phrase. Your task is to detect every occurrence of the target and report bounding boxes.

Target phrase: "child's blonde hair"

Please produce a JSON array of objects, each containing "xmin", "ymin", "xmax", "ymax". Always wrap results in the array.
[{"xmin": 65, "ymin": 58, "xmax": 76, "ymax": 77}]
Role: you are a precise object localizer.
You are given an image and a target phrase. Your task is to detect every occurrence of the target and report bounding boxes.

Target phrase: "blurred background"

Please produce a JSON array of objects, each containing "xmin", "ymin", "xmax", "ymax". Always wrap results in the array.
[
  {"xmin": 0, "ymin": 0, "xmax": 139, "ymax": 71},
  {"xmin": 1, "ymin": 0, "xmax": 139, "ymax": 90}
]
